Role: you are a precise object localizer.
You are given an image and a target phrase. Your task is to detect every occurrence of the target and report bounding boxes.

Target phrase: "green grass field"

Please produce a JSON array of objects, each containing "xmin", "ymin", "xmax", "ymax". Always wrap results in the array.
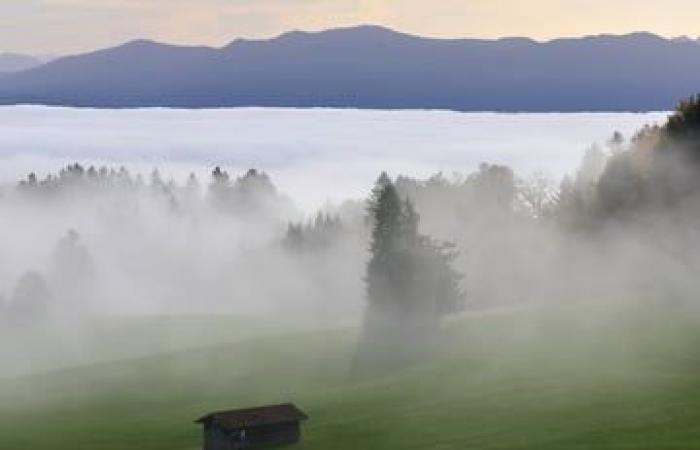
[{"xmin": 3, "ymin": 299, "xmax": 700, "ymax": 450}]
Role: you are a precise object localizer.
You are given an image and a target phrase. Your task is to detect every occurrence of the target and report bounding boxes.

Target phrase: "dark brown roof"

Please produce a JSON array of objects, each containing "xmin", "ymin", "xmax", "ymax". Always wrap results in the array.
[{"xmin": 195, "ymin": 403, "xmax": 308, "ymax": 429}]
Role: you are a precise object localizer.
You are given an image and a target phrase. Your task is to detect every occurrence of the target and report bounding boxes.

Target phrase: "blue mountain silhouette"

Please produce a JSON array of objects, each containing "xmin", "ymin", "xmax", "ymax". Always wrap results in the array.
[{"xmin": 0, "ymin": 26, "xmax": 698, "ymax": 111}]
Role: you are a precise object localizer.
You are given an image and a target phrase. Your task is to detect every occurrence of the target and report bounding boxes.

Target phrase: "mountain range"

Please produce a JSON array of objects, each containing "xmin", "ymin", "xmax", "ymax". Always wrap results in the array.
[
  {"xmin": 0, "ymin": 53, "xmax": 43, "ymax": 74},
  {"xmin": 0, "ymin": 25, "xmax": 698, "ymax": 111}
]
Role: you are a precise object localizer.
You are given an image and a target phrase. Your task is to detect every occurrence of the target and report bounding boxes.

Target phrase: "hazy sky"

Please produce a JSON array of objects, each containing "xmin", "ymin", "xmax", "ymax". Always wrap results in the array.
[{"xmin": 1, "ymin": 0, "xmax": 699, "ymax": 55}]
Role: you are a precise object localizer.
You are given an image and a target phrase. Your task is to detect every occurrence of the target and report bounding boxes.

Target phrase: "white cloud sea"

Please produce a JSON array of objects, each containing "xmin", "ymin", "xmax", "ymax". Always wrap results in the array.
[{"xmin": 0, "ymin": 106, "xmax": 669, "ymax": 212}]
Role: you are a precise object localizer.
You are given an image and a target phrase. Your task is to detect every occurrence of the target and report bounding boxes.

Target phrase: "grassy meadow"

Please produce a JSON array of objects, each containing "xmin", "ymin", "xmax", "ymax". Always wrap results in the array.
[{"xmin": 2, "ymin": 299, "xmax": 700, "ymax": 450}]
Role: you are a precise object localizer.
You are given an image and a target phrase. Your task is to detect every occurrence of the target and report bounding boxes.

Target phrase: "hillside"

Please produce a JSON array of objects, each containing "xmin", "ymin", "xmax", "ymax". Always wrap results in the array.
[
  {"xmin": 0, "ymin": 26, "xmax": 699, "ymax": 110},
  {"xmin": 0, "ymin": 53, "xmax": 43, "ymax": 74},
  {"xmin": 2, "ymin": 300, "xmax": 700, "ymax": 449}
]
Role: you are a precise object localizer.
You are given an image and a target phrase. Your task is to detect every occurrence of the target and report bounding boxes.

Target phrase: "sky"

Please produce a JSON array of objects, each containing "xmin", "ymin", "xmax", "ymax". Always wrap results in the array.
[{"xmin": 1, "ymin": 0, "xmax": 699, "ymax": 56}]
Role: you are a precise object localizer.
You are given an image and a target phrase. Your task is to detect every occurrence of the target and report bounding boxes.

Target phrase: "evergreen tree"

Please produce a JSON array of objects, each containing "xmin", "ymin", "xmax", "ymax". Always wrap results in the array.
[
  {"xmin": 8, "ymin": 271, "xmax": 52, "ymax": 320},
  {"xmin": 651, "ymin": 94, "xmax": 700, "ymax": 201},
  {"xmin": 211, "ymin": 166, "xmax": 229, "ymax": 185},
  {"xmin": 208, "ymin": 166, "xmax": 231, "ymax": 207},
  {"xmin": 364, "ymin": 173, "xmax": 465, "ymax": 340},
  {"xmin": 367, "ymin": 174, "xmax": 403, "ymax": 264},
  {"xmin": 283, "ymin": 212, "xmax": 343, "ymax": 251},
  {"xmin": 664, "ymin": 94, "xmax": 700, "ymax": 148},
  {"xmin": 186, "ymin": 172, "xmax": 200, "ymax": 192},
  {"xmin": 51, "ymin": 229, "xmax": 95, "ymax": 315}
]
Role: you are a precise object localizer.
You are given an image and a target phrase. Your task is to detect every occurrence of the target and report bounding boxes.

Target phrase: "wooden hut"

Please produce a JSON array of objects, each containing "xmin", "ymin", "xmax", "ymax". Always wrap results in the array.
[{"xmin": 195, "ymin": 403, "xmax": 308, "ymax": 450}]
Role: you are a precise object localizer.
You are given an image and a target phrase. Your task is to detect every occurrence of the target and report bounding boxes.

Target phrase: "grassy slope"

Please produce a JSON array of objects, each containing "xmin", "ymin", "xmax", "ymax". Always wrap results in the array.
[
  {"xmin": 2, "ymin": 301, "xmax": 700, "ymax": 450},
  {"xmin": 0, "ymin": 314, "xmax": 322, "ymax": 378}
]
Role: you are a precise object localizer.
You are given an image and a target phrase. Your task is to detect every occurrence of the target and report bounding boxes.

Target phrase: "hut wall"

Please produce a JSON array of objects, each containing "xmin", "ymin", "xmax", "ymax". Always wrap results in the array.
[
  {"xmin": 203, "ymin": 421, "xmax": 301, "ymax": 449},
  {"xmin": 244, "ymin": 422, "xmax": 301, "ymax": 448},
  {"xmin": 203, "ymin": 425, "xmax": 238, "ymax": 450}
]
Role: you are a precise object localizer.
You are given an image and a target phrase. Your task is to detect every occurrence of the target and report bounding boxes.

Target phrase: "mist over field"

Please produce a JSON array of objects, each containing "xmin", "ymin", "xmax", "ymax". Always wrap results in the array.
[
  {"xmin": 4, "ymin": 103, "xmax": 700, "ymax": 450},
  {"xmin": 0, "ymin": 108, "xmax": 674, "ymax": 373},
  {"xmin": 3, "ymin": 2, "xmax": 700, "ymax": 446},
  {"xmin": 0, "ymin": 107, "xmax": 679, "ymax": 371}
]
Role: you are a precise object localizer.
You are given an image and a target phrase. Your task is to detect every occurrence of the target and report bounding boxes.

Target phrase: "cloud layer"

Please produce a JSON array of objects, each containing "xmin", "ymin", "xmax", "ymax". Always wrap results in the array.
[{"xmin": 0, "ymin": 106, "xmax": 668, "ymax": 211}]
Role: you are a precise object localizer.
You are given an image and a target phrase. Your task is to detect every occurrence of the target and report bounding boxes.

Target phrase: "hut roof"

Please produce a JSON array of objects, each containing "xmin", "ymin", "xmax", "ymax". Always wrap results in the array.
[{"xmin": 195, "ymin": 403, "xmax": 308, "ymax": 429}]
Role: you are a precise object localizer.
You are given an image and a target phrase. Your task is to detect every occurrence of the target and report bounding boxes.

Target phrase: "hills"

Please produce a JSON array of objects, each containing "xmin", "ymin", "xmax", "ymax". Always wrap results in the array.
[
  {"xmin": 0, "ymin": 26, "xmax": 699, "ymax": 111},
  {"xmin": 0, "ymin": 53, "xmax": 43, "ymax": 74}
]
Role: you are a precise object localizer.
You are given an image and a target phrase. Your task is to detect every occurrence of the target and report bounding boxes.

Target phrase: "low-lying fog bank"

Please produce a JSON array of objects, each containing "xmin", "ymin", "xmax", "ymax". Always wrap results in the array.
[
  {"xmin": 0, "ymin": 107, "xmax": 668, "ymax": 211},
  {"xmin": 3, "ymin": 104, "xmax": 700, "ymax": 379}
]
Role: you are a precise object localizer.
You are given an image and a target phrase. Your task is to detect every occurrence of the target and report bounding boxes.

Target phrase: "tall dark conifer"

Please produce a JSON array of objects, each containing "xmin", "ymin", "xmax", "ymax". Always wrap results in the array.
[{"xmin": 362, "ymin": 173, "xmax": 465, "ymax": 361}]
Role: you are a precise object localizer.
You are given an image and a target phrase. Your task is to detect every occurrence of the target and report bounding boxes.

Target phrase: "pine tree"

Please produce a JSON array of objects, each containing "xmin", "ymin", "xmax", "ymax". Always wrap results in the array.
[
  {"xmin": 208, "ymin": 166, "xmax": 231, "ymax": 207},
  {"xmin": 365, "ymin": 173, "xmax": 411, "ymax": 319},
  {"xmin": 651, "ymin": 94, "xmax": 700, "ymax": 201},
  {"xmin": 357, "ymin": 173, "xmax": 465, "ymax": 373},
  {"xmin": 9, "ymin": 272, "xmax": 52, "ymax": 320},
  {"xmin": 364, "ymin": 173, "xmax": 464, "ymax": 331},
  {"xmin": 368, "ymin": 174, "xmax": 403, "ymax": 263}
]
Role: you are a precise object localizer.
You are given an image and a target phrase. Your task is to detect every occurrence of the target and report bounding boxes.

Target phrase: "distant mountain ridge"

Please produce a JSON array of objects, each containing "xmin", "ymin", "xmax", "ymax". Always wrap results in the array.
[
  {"xmin": 0, "ymin": 53, "xmax": 43, "ymax": 73},
  {"xmin": 0, "ymin": 25, "xmax": 698, "ymax": 111}
]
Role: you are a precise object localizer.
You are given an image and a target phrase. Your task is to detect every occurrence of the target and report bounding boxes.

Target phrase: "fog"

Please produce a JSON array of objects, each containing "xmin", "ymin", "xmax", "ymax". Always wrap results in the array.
[
  {"xmin": 0, "ymin": 107, "xmax": 668, "ymax": 211},
  {"xmin": 4, "ymin": 106, "xmax": 695, "ymax": 380}
]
